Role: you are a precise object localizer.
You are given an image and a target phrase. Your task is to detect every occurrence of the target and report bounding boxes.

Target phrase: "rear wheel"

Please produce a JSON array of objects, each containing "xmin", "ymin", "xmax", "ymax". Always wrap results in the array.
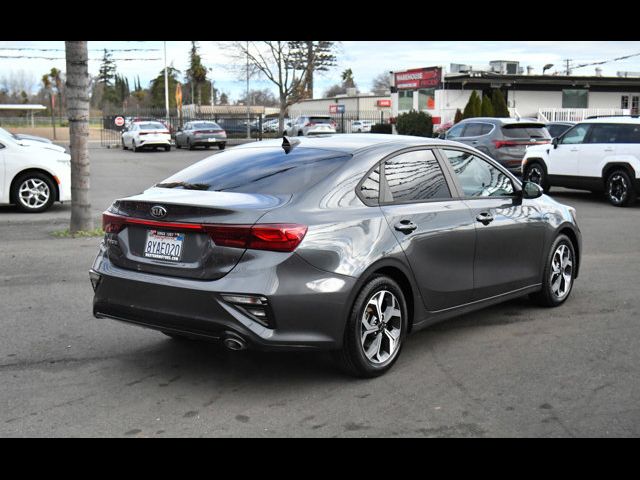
[
  {"xmin": 530, "ymin": 234, "xmax": 576, "ymax": 307},
  {"xmin": 11, "ymin": 172, "xmax": 56, "ymax": 213},
  {"xmin": 164, "ymin": 145, "xmax": 171, "ymax": 152},
  {"xmin": 218, "ymin": 143, "xmax": 226, "ymax": 150},
  {"xmin": 187, "ymin": 139, "xmax": 194, "ymax": 150},
  {"xmin": 606, "ymin": 169, "xmax": 636, "ymax": 207},
  {"xmin": 335, "ymin": 275, "xmax": 408, "ymax": 378},
  {"xmin": 122, "ymin": 138, "xmax": 128, "ymax": 150},
  {"xmin": 132, "ymin": 139, "xmax": 139, "ymax": 152},
  {"xmin": 524, "ymin": 162, "xmax": 550, "ymax": 193}
]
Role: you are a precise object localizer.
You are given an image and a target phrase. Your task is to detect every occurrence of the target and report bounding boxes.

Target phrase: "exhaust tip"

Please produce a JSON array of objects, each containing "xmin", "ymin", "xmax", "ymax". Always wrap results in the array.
[{"xmin": 223, "ymin": 333, "xmax": 247, "ymax": 351}]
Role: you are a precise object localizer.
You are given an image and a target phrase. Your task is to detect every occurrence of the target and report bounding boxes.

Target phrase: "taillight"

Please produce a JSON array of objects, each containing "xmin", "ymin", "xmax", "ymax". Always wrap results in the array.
[
  {"xmin": 102, "ymin": 212, "xmax": 126, "ymax": 233},
  {"xmin": 494, "ymin": 139, "xmax": 551, "ymax": 148},
  {"xmin": 102, "ymin": 212, "xmax": 307, "ymax": 252},
  {"xmin": 205, "ymin": 224, "xmax": 307, "ymax": 252}
]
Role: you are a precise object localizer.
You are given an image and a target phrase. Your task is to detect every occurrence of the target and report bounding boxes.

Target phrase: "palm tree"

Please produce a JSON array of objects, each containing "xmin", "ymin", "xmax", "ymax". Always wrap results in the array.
[
  {"xmin": 341, "ymin": 68, "xmax": 355, "ymax": 89},
  {"xmin": 42, "ymin": 74, "xmax": 56, "ymax": 139},
  {"xmin": 65, "ymin": 41, "xmax": 93, "ymax": 232},
  {"xmin": 49, "ymin": 67, "xmax": 64, "ymax": 119}
]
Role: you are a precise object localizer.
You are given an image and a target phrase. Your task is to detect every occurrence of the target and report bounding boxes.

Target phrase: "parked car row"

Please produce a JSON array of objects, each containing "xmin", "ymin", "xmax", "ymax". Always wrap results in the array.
[{"xmin": 444, "ymin": 116, "xmax": 640, "ymax": 207}]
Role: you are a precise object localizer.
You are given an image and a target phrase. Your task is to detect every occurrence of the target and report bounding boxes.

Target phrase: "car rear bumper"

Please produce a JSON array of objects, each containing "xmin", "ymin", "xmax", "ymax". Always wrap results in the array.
[{"xmin": 90, "ymin": 247, "xmax": 356, "ymax": 351}]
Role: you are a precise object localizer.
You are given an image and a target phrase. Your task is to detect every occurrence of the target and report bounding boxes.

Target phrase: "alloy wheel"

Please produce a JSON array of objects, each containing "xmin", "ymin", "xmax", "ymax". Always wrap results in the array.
[
  {"xmin": 360, "ymin": 290, "xmax": 402, "ymax": 364},
  {"xmin": 550, "ymin": 244, "xmax": 573, "ymax": 299},
  {"xmin": 18, "ymin": 178, "xmax": 50, "ymax": 210},
  {"xmin": 527, "ymin": 165, "xmax": 544, "ymax": 185},
  {"xmin": 608, "ymin": 173, "xmax": 627, "ymax": 204}
]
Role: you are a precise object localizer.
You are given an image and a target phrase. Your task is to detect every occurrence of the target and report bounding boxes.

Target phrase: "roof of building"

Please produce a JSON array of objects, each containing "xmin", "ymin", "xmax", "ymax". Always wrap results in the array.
[
  {"xmin": 0, "ymin": 104, "xmax": 47, "ymax": 110},
  {"xmin": 444, "ymin": 71, "xmax": 640, "ymax": 88}
]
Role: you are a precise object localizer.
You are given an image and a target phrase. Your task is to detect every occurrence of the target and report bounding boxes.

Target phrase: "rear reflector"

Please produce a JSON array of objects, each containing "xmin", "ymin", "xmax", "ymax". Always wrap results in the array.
[
  {"xmin": 493, "ymin": 139, "xmax": 551, "ymax": 148},
  {"xmin": 102, "ymin": 212, "xmax": 307, "ymax": 252}
]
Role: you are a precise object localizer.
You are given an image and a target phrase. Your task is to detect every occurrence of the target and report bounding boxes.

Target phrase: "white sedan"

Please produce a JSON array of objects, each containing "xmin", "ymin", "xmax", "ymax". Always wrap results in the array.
[
  {"xmin": 121, "ymin": 121, "xmax": 171, "ymax": 152},
  {"xmin": 0, "ymin": 134, "xmax": 71, "ymax": 212}
]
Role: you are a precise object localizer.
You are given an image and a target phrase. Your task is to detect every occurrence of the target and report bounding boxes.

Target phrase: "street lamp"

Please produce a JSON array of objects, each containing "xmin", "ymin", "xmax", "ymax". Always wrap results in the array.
[{"xmin": 543, "ymin": 63, "xmax": 554, "ymax": 75}]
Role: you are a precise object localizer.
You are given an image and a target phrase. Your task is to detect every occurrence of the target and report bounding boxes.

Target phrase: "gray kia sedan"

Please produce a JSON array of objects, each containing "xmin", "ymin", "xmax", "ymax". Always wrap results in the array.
[{"xmin": 90, "ymin": 134, "xmax": 581, "ymax": 377}]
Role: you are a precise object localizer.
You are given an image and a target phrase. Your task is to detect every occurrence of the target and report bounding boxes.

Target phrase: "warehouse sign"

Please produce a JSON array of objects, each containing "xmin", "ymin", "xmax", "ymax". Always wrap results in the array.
[{"xmin": 395, "ymin": 67, "xmax": 442, "ymax": 90}]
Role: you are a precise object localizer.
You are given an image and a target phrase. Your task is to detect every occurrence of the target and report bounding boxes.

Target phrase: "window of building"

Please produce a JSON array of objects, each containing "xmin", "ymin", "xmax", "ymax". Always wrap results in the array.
[
  {"xmin": 562, "ymin": 89, "xmax": 588, "ymax": 108},
  {"xmin": 632, "ymin": 96, "xmax": 639, "ymax": 115},
  {"xmin": 398, "ymin": 90, "xmax": 413, "ymax": 111},
  {"xmin": 384, "ymin": 150, "xmax": 451, "ymax": 203},
  {"xmin": 441, "ymin": 149, "xmax": 514, "ymax": 198},
  {"xmin": 418, "ymin": 88, "xmax": 436, "ymax": 110},
  {"xmin": 621, "ymin": 95, "xmax": 629, "ymax": 110}
]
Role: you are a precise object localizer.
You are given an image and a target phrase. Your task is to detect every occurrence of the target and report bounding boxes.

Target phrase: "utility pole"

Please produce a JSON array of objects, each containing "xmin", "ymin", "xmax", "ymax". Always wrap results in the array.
[
  {"xmin": 564, "ymin": 59, "xmax": 572, "ymax": 76},
  {"xmin": 246, "ymin": 41, "xmax": 250, "ymax": 139},
  {"xmin": 164, "ymin": 41, "xmax": 169, "ymax": 124}
]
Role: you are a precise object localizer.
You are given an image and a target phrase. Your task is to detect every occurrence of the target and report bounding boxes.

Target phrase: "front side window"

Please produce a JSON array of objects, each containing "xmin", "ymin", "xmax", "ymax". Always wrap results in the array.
[
  {"xmin": 383, "ymin": 150, "xmax": 451, "ymax": 203},
  {"xmin": 442, "ymin": 149, "xmax": 514, "ymax": 198},
  {"xmin": 446, "ymin": 123, "xmax": 465, "ymax": 139},
  {"xmin": 561, "ymin": 124, "xmax": 591, "ymax": 144}
]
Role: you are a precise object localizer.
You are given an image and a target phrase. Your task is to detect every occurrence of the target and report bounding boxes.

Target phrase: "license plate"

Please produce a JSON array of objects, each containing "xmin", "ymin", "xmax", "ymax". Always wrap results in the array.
[
  {"xmin": 143, "ymin": 230, "xmax": 184, "ymax": 262},
  {"xmin": 208, "ymin": 137, "xmax": 217, "ymax": 142}
]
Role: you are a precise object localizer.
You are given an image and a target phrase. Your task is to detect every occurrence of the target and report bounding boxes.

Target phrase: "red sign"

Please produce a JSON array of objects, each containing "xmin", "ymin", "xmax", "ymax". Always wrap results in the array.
[
  {"xmin": 377, "ymin": 99, "xmax": 391, "ymax": 107},
  {"xmin": 329, "ymin": 104, "xmax": 338, "ymax": 114},
  {"xmin": 394, "ymin": 67, "xmax": 442, "ymax": 90},
  {"xmin": 114, "ymin": 116, "xmax": 125, "ymax": 127}
]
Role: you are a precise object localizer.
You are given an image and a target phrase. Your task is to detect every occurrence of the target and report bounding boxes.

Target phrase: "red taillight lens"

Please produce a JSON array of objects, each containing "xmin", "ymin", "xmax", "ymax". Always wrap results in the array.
[
  {"xmin": 102, "ymin": 212, "xmax": 126, "ymax": 233},
  {"xmin": 494, "ymin": 139, "xmax": 551, "ymax": 148},
  {"xmin": 205, "ymin": 224, "xmax": 307, "ymax": 252}
]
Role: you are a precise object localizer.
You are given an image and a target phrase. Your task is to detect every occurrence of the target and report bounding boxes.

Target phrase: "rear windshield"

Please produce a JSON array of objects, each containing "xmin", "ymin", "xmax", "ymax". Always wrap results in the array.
[
  {"xmin": 138, "ymin": 122, "xmax": 166, "ymax": 130},
  {"xmin": 192, "ymin": 122, "xmax": 221, "ymax": 130},
  {"xmin": 157, "ymin": 147, "xmax": 350, "ymax": 195},
  {"xmin": 501, "ymin": 124, "xmax": 550, "ymax": 139},
  {"xmin": 310, "ymin": 117, "xmax": 332, "ymax": 124}
]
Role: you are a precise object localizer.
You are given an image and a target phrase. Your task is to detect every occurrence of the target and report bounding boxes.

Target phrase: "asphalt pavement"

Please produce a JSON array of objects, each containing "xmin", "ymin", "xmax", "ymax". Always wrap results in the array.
[{"xmin": 1, "ymin": 145, "xmax": 639, "ymax": 437}]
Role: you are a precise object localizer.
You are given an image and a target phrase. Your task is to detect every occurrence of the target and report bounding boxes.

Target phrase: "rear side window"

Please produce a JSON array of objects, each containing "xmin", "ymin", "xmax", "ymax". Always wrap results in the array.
[
  {"xmin": 157, "ymin": 147, "xmax": 350, "ymax": 195},
  {"xmin": 383, "ymin": 150, "xmax": 451, "ymax": 203},
  {"xmin": 501, "ymin": 124, "xmax": 550, "ymax": 139},
  {"xmin": 310, "ymin": 117, "xmax": 332, "ymax": 124},
  {"xmin": 615, "ymin": 124, "xmax": 640, "ymax": 143},
  {"xmin": 463, "ymin": 123, "xmax": 492, "ymax": 137},
  {"xmin": 359, "ymin": 167, "xmax": 380, "ymax": 204},
  {"xmin": 586, "ymin": 124, "xmax": 621, "ymax": 144}
]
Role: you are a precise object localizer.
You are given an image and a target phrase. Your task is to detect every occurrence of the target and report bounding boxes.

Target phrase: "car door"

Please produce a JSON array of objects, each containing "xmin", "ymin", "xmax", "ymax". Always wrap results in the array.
[
  {"xmin": 580, "ymin": 123, "xmax": 619, "ymax": 179},
  {"xmin": 378, "ymin": 148, "xmax": 476, "ymax": 311},
  {"xmin": 440, "ymin": 148, "xmax": 547, "ymax": 300},
  {"xmin": 0, "ymin": 142, "xmax": 5, "ymax": 202},
  {"xmin": 547, "ymin": 123, "xmax": 592, "ymax": 180},
  {"xmin": 176, "ymin": 122, "xmax": 188, "ymax": 146}
]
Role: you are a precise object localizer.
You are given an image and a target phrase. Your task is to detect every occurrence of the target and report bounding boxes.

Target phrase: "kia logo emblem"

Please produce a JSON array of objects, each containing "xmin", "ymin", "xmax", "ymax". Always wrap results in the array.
[{"xmin": 150, "ymin": 205, "xmax": 167, "ymax": 218}]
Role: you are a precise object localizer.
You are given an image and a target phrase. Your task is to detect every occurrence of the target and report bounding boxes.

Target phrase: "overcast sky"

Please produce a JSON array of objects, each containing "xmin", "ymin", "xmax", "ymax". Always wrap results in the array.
[{"xmin": 2, "ymin": 41, "xmax": 640, "ymax": 101}]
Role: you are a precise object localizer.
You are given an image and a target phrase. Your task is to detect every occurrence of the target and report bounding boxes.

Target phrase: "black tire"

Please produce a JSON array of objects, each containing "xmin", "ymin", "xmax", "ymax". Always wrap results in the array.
[
  {"xmin": 335, "ymin": 275, "xmax": 408, "ymax": 378},
  {"xmin": 606, "ymin": 169, "xmax": 636, "ymax": 207},
  {"xmin": 530, "ymin": 234, "xmax": 576, "ymax": 307},
  {"xmin": 132, "ymin": 140, "xmax": 139, "ymax": 152},
  {"xmin": 298, "ymin": 130, "xmax": 304, "ymax": 136},
  {"xmin": 122, "ymin": 138, "xmax": 128, "ymax": 150},
  {"xmin": 218, "ymin": 143, "xmax": 226, "ymax": 150},
  {"xmin": 524, "ymin": 162, "xmax": 550, "ymax": 193},
  {"xmin": 164, "ymin": 145, "xmax": 171, "ymax": 152},
  {"xmin": 11, "ymin": 171, "xmax": 56, "ymax": 213},
  {"xmin": 187, "ymin": 139, "xmax": 194, "ymax": 150}
]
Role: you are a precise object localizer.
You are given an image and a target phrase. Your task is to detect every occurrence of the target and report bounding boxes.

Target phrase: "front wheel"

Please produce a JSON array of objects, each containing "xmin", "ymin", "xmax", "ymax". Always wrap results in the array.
[
  {"xmin": 218, "ymin": 143, "xmax": 226, "ymax": 150},
  {"xmin": 164, "ymin": 145, "xmax": 171, "ymax": 152},
  {"xmin": 524, "ymin": 162, "xmax": 550, "ymax": 193},
  {"xmin": 121, "ymin": 138, "xmax": 128, "ymax": 150},
  {"xmin": 11, "ymin": 172, "xmax": 56, "ymax": 213},
  {"xmin": 606, "ymin": 169, "xmax": 636, "ymax": 207},
  {"xmin": 335, "ymin": 275, "xmax": 408, "ymax": 378},
  {"xmin": 530, "ymin": 234, "xmax": 576, "ymax": 307}
]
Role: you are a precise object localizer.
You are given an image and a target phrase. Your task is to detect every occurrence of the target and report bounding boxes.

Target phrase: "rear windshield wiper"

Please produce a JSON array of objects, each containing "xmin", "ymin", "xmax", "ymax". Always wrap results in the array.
[{"xmin": 155, "ymin": 181, "xmax": 211, "ymax": 190}]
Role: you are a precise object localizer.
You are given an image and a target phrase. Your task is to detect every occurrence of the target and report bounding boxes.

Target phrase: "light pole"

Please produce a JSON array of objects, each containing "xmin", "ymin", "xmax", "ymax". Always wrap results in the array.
[{"xmin": 246, "ymin": 41, "xmax": 250, "ymax": 139}]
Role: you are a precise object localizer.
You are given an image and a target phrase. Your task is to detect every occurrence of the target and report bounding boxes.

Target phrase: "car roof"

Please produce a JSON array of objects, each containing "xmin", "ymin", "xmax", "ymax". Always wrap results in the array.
[
  {"xmin": 457, "ymin": 117, "xmax": 545, "ymax": 126},
  {"xmin": 578, "ymin": 116, "xmax": 640, "ymax": 124},
  {"xmin": 231, "ymin": 133, "xmax": 466, "ymax": 154}
]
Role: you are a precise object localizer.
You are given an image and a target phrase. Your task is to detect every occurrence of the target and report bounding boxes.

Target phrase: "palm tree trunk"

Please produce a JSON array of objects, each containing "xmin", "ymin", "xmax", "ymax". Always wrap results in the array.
[{"xmin": 65, "ymin": 41, "xmax": 93, "ymax": 232}]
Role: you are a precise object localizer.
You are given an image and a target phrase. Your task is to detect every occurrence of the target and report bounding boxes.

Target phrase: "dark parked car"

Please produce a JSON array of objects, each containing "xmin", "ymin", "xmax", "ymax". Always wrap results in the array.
[
  {"xmin": 444, "ymin": 117, "xmax": 551, "ymax": 175},
  {"xmin": 175, "ymin": 121, "xmax": 227, "ymax": 150},
  {"xmin": 545, "ymin": 121, "xmax": 575, "ymax": 138},
  {"xmin": 90, "ymin": 134, "xmax": 581, "ymax": 377}
]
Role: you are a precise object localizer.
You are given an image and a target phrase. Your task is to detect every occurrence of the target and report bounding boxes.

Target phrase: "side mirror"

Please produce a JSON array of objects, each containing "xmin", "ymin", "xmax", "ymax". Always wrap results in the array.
[
  {"xmin": 552, "ymin": 137, "xmax": 559, "ymax": 149},
  {"xmin": 522, "ymin": 181, "xmax": 544, "ymax": 199}
]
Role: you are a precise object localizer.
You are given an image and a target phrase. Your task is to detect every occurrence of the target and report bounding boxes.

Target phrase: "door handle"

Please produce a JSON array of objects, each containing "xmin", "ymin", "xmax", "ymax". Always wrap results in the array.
[
  {"xmin": 394, "ymin": 220, "xmax": 417, "ymax": 233},
  {"xmin": 471, "ymin": 140, "xmax": 479, "ymax": 144},
  {"xmin": 475, "ymin": 212, "xmax": 494, "ymax": 225},
  {"xmin": 570, "ymin": 148, "xmax": 579, "ymax": 152},
  {"xmin": 604, "ymin": 147, "xmax": 614, "ymax": 152}
]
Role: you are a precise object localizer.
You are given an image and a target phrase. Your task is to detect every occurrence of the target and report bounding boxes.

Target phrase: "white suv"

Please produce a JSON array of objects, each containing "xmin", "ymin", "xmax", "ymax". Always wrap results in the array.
[
  {"xmin": 522, "ymin": 116, "xmax": 640, "ymax": 207},
  {"xmin": 286, "ymin": 116, "xmax": 337, "ymax": 136}
]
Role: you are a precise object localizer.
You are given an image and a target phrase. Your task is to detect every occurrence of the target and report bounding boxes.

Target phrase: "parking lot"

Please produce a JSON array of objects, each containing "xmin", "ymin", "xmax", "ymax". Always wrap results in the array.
[{"xmin": 1, "ymin": 144, "xmax": 639, "ymax": 437}]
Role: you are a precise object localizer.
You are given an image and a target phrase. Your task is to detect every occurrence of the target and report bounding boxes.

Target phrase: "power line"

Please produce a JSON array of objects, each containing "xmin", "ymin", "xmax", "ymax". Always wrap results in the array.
[
  {"xmin": 0, "ymin": 55, "xmax": 161, "ymax": 61},
  {"xmin": 570, "ymin": 52, "xmax": 640, "ymax": 72},
  {"xmin": 0, "ymin": 47, "xmax": 160, "ymax": 52}
]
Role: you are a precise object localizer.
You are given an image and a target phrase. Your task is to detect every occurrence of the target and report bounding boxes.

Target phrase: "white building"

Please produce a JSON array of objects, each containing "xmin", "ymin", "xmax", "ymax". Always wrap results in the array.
[
  {"xmin": 288, "ymin": 91, "xmax": 392, "ymax": 123},
  {"xmin": 391, "ymin": 63, "xmax": 640, "ymax": 125}
]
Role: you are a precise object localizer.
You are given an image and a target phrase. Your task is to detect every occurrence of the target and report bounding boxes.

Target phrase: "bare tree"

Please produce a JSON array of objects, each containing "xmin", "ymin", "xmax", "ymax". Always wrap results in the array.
[
  {"xmin": 223, "ymin": 41, "xmax": 312, "ymax": 134},
  {"xmin": 65, "ymin": 41, "xmax": 93, "ymax": 232},
  {"xmin": 371, "ymin": 71, "xmax": 392, "ymax": 95}
]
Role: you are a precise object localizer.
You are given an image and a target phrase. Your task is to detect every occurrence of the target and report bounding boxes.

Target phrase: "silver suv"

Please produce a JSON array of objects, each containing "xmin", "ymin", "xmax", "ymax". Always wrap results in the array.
[{"xmin": 444, "ymin": 117, "xmax": 551, "ymax": 175}]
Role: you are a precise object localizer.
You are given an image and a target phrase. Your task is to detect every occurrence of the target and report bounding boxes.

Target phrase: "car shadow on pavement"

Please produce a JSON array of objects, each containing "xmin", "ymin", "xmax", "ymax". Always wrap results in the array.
[{"xmin": 548, "ymin": 189, "xmax": 640, "ymax": 208}]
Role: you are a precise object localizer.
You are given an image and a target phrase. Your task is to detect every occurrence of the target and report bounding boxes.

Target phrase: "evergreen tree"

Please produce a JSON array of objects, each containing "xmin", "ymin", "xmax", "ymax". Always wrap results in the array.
[
  {"xmin": 454, "ymin": 108, "xmax": 463, "ymax": 124},
  {"xmin": 150, "ymin": 66, "xmax": 181, "ymax": 109},
  {"xmin": 481, "ymin": 94, "xmax": 494, "ymax": 117},
  {"xmin": 473, "ymin": 91, "xmax": 482, "ymax": 117},
  {"xmin": 97, "ymin": 49, "xmax": 116, "ymax": 88},
  {"xmin": 491, "ymin": 89, "xmax": 510, "ymax": 117},
  {"xmin": 462, "ymin": 90, "xmax": 480, "ymax": 119},
  {"xmin": 287, "ymin": 41, "xmax": 337, "ymax": 99},
  {"xmin": 185, "ymin": 41, "xmax": 208, "ymax": 105}
]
